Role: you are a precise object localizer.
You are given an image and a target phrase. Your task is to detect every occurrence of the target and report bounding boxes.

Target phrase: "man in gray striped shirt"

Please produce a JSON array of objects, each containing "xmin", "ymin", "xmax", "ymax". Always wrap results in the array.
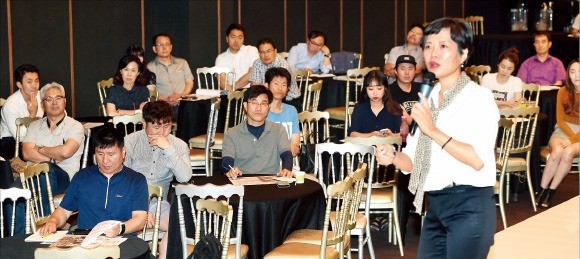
[{"xmin": 124, "ymin": 100, "xmax": 191, "ymax": 259}]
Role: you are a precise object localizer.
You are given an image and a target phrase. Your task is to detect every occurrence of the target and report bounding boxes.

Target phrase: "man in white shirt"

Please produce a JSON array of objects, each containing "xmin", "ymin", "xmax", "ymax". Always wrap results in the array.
[
  {"xmin": 0, "ymin": 64, "xmax": 44, "ymax": 159},
  {"xmin": 215, "ymin": 23, "xmax": 259, "ymax": 90}
]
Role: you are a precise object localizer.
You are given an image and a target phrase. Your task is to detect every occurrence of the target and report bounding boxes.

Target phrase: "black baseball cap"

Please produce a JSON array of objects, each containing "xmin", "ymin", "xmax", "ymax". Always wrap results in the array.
[{"xmin": 395, "ymin": 55, "xmax": 417, "ymax": 68}]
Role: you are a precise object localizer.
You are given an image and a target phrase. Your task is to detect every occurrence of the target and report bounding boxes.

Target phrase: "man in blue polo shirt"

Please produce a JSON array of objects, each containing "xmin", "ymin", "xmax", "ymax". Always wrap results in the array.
[{"xmin": 39, "ymin": 127, "xmax": 148, "ymax": 237}]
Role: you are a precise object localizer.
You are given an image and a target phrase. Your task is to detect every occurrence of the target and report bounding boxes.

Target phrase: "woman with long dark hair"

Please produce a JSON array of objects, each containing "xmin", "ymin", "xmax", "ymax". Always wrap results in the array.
[
  {"xmin": 104, "ymin": 55, "xmax": 149, "ymax": 116},
  {"xmin": 348, "ymin": 70, "xmax": 402, "ymax": 137}
]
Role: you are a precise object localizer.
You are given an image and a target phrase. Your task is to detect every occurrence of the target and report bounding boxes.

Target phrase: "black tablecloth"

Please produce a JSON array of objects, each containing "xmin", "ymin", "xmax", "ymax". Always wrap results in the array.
[
  {"xmin": 176, "ymin": 97, "xmax": 228, "ymax": 144},
  {"xmin": 471, "ymin": 32, "xmax": 579, "ymax": 69},
  {"xmin": 166, "ymin": 175, "xmax": 326, "ymax": 259},
  {"xmin": 0, "ymin": 234, "xmax": 151, "ymax": 259}
]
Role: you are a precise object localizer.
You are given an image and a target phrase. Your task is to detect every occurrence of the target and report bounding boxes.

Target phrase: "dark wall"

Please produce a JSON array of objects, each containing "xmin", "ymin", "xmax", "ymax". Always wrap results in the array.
[{"xmin": 3, "ymin": 0, "xmax": 525, "ymax": 117}]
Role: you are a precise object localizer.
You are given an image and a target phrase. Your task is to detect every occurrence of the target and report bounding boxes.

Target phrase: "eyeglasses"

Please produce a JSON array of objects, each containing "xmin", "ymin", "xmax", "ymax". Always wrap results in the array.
[
  {"xmin": 309, "ymin": 40, "xmax": 324, "ymax": 47},
  {"xmin": 248, "ymin": 101, "xmax": 269, "ymax": 107},
  {"xmin": 259, "ymin": 49, "xmax": 274, "ymax": 55},
  {"xmin": 43, "ymin": 95, "xmax": 65, "ymax": 103},
  {"xmin": 155, "ymin": 42, "xmax": 172, "ymax": 47}
]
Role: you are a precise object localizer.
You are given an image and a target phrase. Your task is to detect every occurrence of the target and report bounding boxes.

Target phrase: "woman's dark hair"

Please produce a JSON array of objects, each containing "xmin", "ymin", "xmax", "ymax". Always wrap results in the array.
[
  {"xmin": 113, "ymin": 55, "xmax": 143, "ymax": 85},
  {"xmin": 125, "ymin": 44, "xmax": 145, "ymax": 58},
  {"xmin": 243, "ymin": 85, "xmax": 273, "ymax": 104},
  {"xmin": 498, "ymin": 47, "xmax": 520, "ymax": 68},
  {"xmin": 423, "ymin": 17, "xmax": 473, "ymax": 67},
  {"xmin": 14, "ymin": 64, "xmax": 39, "ymax": 84},
  {"xmin": 359, "ymin": 70, "xmax": 402, "ymax": 115},
  {"xmin": 264, "ymin": 67, "xmax": 292, "ymax": 90},
  {"xmin": 143, "ymin": 100, "xmax": 174, "ymax": 125},
  {"xmin": 564, "ymin": 58, "xmax": 579, "ymax": 115},
  {"xmin": 125, "ymin": 44, "xmax": 155, "ymax": 85},
  {"xmin": 93, "ymin": 127, "xmax": 124, "ymax": 150}
]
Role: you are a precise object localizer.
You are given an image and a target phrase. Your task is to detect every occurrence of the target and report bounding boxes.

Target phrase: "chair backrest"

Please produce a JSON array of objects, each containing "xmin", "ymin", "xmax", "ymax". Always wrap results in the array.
[
  {"xmin": 343, "ymin": 67, "xmax": 379, "ymax": 137},
  {"xmin": 302, "ymin": 79, "xmax": 323, "ymax": 112},
  {"xmin": 224, "ymin": 89, "xmax": 246, "ymax": 134},
  {"xmin": 189, "ymin": 98, "xmax": 221, "ymax": 177},
  {"xmin": 174, "ymin": 183, "xmax": 245, "ymax": 259},
  {"xmin": 384, "ymin": 53, "xmax": 389, "ymax": 64},
  {"xmin": 298, "ymin": 110, "xmax": 330, "ymax": 145},
  {"xmin": 465, "ymin": 65, "xmax": 491, "ymax": 84},
  {"xmin": 496, "ymin": 118, "xmax": 515, "ymax": 185},
  {"xmin": 97, "ymin": 78, "xmax": 114, "ymax": 116},
  {"xmin": 314, "ymin": 142, "xmax": 375, "ymax": 196},
  {"xmin": 521, "ymin": 83, "xmax": 540, "ymax": 106},
  {"xmin": 142, "ymin": 184, "xmax": 163, "ymax": 256},
  {"xmin": 465, "ymin": 16, "xmax": 484, "ymax": 35},
  {"xmin": 194, "ymin": 199, "xmax": 233, "ymax": 259},
  {"xmin": 18, "ymin": 163, "xmax": 52, "ymax": 232},
  {"xmin": 330, "ymin": 51, "xmax": 359, "ymax": 74},
  {"xmin": 278, "ymin": 52, "xmax": 289, "ymax": 60},
  {"xmin": 149, "ymin": 88, "xmax": 159, "ymax": 102},
  {"xmin": 345, "ymin": 163, "xmax": 368, "ymax": 231},
  {"xmin": 112, "ymin": 113, "xmax": 143, "ymax": 136},
  {"xmin": 197, "ymin": 66, "xmax": 236, "ymax": 92},
  {"xmin": 499, "ymin": 106, "xmax": 540, "ymax": 155},
  {"xmin": 81, "ymin": 127, "xmax": 91, "ymax": 169},
  {"xmin": 34, "ymin": 245, "xmax": 120, "ymax": 259},
  {"xmin": 14, "ymin": 117, "xmax": 41, "ymax": 157},
  {"xmin": 354, "ymin": 53, "xmax": 362, "ymax": 69},
  {"xmin": 320, "ymin": 176, "xmax": 353, "ymax": 258},
  {"xmin": 292, "ymin": 69, "xmax": 311, "ymax": 110},
  {"xmin": 1, "ymin": 188, "xmax": 32, "ymax": 237}
]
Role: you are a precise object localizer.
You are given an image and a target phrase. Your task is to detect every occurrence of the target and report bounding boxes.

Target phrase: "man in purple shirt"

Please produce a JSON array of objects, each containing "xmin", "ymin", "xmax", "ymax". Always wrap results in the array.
[{"xmin": 517, "ymin": 32, "xmax": 566, "ymax": 86}]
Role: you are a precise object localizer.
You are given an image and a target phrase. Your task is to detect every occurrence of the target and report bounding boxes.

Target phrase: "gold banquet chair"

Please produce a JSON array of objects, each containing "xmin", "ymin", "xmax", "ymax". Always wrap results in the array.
[
  {"xmin": 465, "ymin": 65, "xmax": 491, "ymax": 84},
  {"xmin": 1, "ymin": 187, "xmax": 32, "ymax": 237},
  {"xmin": 174, "ymin": 183, "xmax": 248, "ymax": 259},
  {"xmin": 112, "ymin": 113, "xmax": 143, "ymax": 136},
  {"xmin": 14, "ymin": 117, "xmax": 41, "ymax": 158},
  {"xmin": 190, "ymin": 98, "xmax": 220, "ymax": 176},
  {"xmin": 292, "ymin": 68, "xmax": 311, "ymax": 112},
  {"xmin": 18, "ymin": 163, "xmax": 54, "ymax": 232},
  {"xmin": 325, "ymin": 67, "xmax": 378, "ymax": 139},
  {"xmin": 197, "ymin": 66, "xmax": 236, "ymax": 92},
  {"xmin": 521, "ymin": 83, "xmax": 540, "ymax": 106},
  {"xmin": 495, "ymin": 118, "xmax": 515, "ymax": 229},
  {"xmin": 347, "ymin": 136, "xmax": 405, "ymax": 256},
  {"xmin": 278, "ymin": 52, "xmax": 289, "ymax": 60},
  {"xmin": 303, "ymin": 80, "xmax": 323, "ymax": 112},
  {"xmin": 141, "ymin": 184, "xmax": 163, "ymax": 257},
  {"xmin": 299, "ymin": 111, "xmax": 331, "ymax": 146},
  {"xmin": 499, "ymin": 106, "xmax": 540, "ymax": 211},
  {"xmin": 265, "ymin": 177, "xmax": 354, "ymax": 259},
  {"xmin": 465, "ymin": 16, "xmax": 484, "ymax": 35},
  {"xmin": 97, "ymin": 77, "xmax": 114, "ymax": 116},
  {"xmin": 34, "ymin": 246, "xmax": 120, "ymax": 259}
]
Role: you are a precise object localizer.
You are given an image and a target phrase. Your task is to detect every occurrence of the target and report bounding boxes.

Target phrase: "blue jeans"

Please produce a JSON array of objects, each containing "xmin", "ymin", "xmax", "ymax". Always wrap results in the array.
[{"xmin": 4, "ymin": 162, "xmax": 70, "ymax": 235}]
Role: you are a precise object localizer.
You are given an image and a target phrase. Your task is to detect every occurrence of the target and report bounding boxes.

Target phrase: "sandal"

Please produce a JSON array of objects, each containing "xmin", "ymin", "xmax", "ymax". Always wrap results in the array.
[
  {"xmin": 541, "ymin": 189, "xmax": 556, "ymax": 208},
  {"xmin": 534, "ymin": 187, "xmax": 547, "ymax": 207}
]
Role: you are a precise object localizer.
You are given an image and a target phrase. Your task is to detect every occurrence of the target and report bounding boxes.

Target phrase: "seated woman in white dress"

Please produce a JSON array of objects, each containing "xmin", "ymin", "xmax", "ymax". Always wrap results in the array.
[{"xmin": 480, "ymin": 47, "xmax": 524, "ymax": 109}]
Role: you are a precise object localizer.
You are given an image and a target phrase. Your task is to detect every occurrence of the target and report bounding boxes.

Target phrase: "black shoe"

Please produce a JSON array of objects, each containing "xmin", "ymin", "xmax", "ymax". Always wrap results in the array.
[
  {"xmin": 541, "ymin": 189, "xmax": 556, "ymax": 208},
  {"xmin": 534, "ymin": 187, "xmax": 547, "ymax": 206}
]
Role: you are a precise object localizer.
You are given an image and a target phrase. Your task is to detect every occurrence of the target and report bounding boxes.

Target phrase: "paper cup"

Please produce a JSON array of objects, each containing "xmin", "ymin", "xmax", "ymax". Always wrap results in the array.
[{"xmin": 295, "ymin": 171, "xmax": 305, "ymax": 184}]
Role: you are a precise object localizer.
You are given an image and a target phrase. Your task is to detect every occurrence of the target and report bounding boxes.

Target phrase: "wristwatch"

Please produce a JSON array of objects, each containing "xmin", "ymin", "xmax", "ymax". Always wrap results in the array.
[
  {"xmin": 324, "ymin": 53, "xmax": 331, "ymax": 58},
  {"xmin": 119, "ymin": 223, "xmax": 126, "ymax": 235},
  {"xmin": 37, "ymin": 145, "xmax": 43, "ymax": 153}
]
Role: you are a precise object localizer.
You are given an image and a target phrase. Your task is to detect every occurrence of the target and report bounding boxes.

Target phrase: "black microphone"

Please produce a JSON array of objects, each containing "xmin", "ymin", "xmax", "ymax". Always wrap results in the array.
[{"xmin": 410, "ymin": 72, "xmax": 436, "ymax": 135}]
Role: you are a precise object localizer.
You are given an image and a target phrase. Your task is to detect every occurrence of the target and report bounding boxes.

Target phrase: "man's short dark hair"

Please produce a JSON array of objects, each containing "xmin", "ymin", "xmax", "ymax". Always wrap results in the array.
[
  {"xmin": 243, "ymin": 85, "xmax": 273, "ymax": 104},
  {"xmin": 256, "ymin": 37, "xmax": 276, "ymax": 50},
  {"xmin": 226, "ymin": 23, "xmax": 246, "ymax": 36},
  {"xmin": 152, "ymin": 33, "xmax": 171, "ymax": 46},
  {"xmin": 307, "ymin": 30, "xmax": 326, "ymax": 42},
  {"xmin": 534, "ymin": 32, "xmax": 551, "ymax": 42},
  {"xmin": 408, "ymin": 23, "xmax": 425, "ymax": 33},
  {"xmin": 143, "ymin": 100, "xmax": 174, "ymax": 124},
  {"xmin": 14, "ymin": 64, "xmax": 39, "ymax": 84},
  {"xmin": 264, "ymin": 67, "xmax": 292, "ymax": 89},
  {"xmin": 93, "ymin": 127, "xmax": 124, "ymax": 150}
]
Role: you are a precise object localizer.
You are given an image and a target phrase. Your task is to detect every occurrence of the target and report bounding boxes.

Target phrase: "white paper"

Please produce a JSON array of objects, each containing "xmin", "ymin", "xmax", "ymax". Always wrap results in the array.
[
  {"xmin": 195, "ymin": 89, "xmax": 222, "ymax": 97},
  {"xmin": 25, "ymin": 230, "xmax": 68, "ymax": 243},
  {"xmin": 81, "ymin": 220, "xmax": 121, "ymax": 248},
  {"xmin": 540, "ymin": 85, "xmax": 560, "ymax": 91},
  {"xmin": 311, "ymin": 73, "xmax": 335, "ymax": 78},
  {"xmin": 82, "ymin": 122, "xmax": 104, "ymax": 129}
]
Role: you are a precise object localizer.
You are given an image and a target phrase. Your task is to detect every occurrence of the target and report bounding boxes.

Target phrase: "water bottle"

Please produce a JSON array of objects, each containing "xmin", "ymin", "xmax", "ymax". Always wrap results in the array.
[
  {"xmin": 400, "ymin": 116, "xmax": 409, "ymax": 143},
  {"xmin": 547, "ymin": 1, "xmax": 553, "ymax": 31}
]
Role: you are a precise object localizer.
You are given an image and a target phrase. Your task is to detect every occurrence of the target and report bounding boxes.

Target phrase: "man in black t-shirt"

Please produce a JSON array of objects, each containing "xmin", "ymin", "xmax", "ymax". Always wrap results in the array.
[
  {"xmin": 387, "ymin": 54, "xmax": 421, "ymax": 244},
  {"xmin": 388, "ymin": 55, "xmax": 421, "ymax": 115}
]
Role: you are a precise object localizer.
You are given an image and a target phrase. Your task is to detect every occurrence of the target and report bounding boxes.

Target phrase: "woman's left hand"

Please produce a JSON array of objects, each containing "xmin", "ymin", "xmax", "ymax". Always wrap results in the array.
[
  {"xmin": 376, "ymin": 144, "xmax": 396, "ymax": 166},
  {"xmin": 411, "ymin": 93, "xmax": 436, "ymax": 136}
]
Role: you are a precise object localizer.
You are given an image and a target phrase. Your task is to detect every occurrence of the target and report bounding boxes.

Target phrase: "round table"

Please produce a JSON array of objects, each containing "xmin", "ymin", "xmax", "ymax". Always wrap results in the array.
[
  {"xmin": 166, "ymin": 175, "xmax": 326, "ymax": 259},
  {"xmin": 0, "ymin": 233, "xmax": 150, "ymax": 259},
  {"xmin": 176, "ymin": 96, "xmax": 229, "ymax": 144}
]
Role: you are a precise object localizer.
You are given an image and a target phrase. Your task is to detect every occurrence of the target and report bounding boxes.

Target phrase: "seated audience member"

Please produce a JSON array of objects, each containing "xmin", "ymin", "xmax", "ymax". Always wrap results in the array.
[
  {"xmin": 0, "ymin": 64, "xmax": 43, "ymax": 159},
  {"xmin": 384, "ymin": 24, "xmax": 426, "ymax": 84},
  {"xmin": 571, "ymin": 14, "xmax": 580, "ymax": 37},
  {"xmin": 125, "ymin": 44, "xmax": 157, "ymax": 91},
  {"xmin": 222, "ymin": 85, "xmax": 293, "ymax": 178},
  {"xmin": 481, "ymin": 47, "xmax": 524, "ymax": 109},
  {"xmin": 249, "ymin": 38, "xmax": 300, "ymax": 105},
  {"xmin": 105, "ymin": 55, "xmax": 150, "ymax": 116},
  {"xmin": 535, "ymin": 59, "xmax": 580, "ymax": 208},
  {"xmin": 124, "ymin": 100, "xmax": 191, "ymax": 259},
  {"xmin": 215, "ymin": 23, "xmax": 259, "ymax": 90},
  {"xmin": 389, "ymin": 55, "xmax": 421, "ymax": 116},
  {"xmin": 517, "ymin": 32, "xmax": 566, "ymax": 86},
  {"xmin": 265, "ymin": 67, "xmax": 300, "ymax": 157},
  {"xmin": 348, "ymin": 70, "xmax": 402, "ymax": 137},
  {"xmin": 387, "ymin": 55, "xmax": 420, "ymax": 242},
  {"xmin": 287, "ymin": 29, "xmax": 332, "ymax": 74},
  {"xmin": 38, "ymin": 127, "xmax": 148, "ymax": 237}
]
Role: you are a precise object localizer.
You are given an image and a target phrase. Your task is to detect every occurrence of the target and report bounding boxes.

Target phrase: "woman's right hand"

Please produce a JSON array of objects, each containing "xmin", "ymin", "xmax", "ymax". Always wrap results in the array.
[{"xmin": 38, "ymin": 221, "xmax": 57, "ymax": 236}]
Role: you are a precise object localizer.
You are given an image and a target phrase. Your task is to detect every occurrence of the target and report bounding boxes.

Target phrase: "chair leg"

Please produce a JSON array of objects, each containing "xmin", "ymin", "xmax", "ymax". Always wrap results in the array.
[
  {"xmin": 499, "ymin": 170, "xmax": 508, "ymax": 229},
  {"xmin": 387, "ymin": 213, "xmax": 392, "ymax": 243},
  {"xmin": 525, "ymin": 169, "xmax": 537, "ymax": 212},
  {"xmin": 358, "ymin": 235, "xmax": 363, "ymax": 259},
  {"xmin": 365, "ymin": 215, "xmax": 376, "ymax": 259},
  {"xmin": 393, "ymin": 205, "xmax": 404, "ymax": 256},
  {"xmin": 506, "ymin": 173, "xmax": 511, "ymax": 204}
]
